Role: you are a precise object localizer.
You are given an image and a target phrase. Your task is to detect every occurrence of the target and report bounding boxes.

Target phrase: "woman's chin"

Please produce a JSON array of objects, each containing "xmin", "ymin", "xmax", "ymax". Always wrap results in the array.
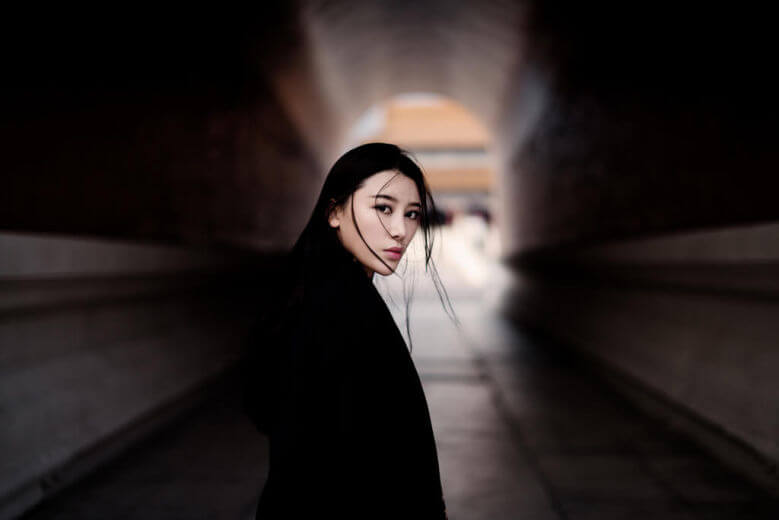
[{"xmin": 374, "ymin": 264, "xmax": 395, "ymax": 276}]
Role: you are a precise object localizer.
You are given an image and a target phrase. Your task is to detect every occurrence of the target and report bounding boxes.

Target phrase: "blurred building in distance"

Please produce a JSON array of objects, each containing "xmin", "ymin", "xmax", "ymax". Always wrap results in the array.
[{"xmin": 346, "ymin": 93, "xmax": 496, "ymax": 228}]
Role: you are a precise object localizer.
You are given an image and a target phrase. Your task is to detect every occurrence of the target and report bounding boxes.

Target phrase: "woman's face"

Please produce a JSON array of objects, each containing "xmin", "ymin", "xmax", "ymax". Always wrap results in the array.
[{"xmin": 328, "ymin": 169, "xmax": 422, "ymax": 277}]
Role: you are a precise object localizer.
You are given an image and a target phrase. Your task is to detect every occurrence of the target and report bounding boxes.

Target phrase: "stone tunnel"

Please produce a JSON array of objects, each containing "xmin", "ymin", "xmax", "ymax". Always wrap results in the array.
[{"xmin": 1, "ymin": 2, "xmax": 777, "ymax": 518}]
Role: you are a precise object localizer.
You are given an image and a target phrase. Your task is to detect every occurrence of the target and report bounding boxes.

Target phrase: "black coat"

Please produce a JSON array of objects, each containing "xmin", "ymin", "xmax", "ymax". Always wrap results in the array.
[{"xmin": 242, "ymin": 255, "xmax": 448, "ymax": 519}]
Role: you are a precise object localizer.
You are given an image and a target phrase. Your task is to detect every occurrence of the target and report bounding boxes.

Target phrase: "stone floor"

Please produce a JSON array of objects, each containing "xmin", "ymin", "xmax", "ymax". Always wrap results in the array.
[{"xmin": 21, "ymin": 253, "xmax": 779, "ymax": 519}]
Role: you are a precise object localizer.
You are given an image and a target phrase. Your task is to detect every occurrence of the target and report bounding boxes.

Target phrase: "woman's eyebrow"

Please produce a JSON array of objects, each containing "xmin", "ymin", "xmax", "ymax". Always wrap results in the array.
[{"xmin": 372, "ymin": 194, "xmax": 422, "ymax": 207}]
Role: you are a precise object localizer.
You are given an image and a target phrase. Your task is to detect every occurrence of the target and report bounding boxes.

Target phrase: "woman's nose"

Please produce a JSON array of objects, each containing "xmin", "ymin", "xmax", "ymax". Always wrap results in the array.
[{"xmin": 390, "ymin": 214, "xmax": 406, "ymax": 240}]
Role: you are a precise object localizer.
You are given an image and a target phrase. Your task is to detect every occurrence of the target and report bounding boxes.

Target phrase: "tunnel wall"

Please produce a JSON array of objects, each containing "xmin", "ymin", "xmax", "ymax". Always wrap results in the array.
[
  {"xmin": 0, "ymin": 7, "xmax": 328, "ymax": 517},
  {"xmin": 503, "ymin": 222, "xmax": 779, "ymax": 489},
  {"xmin": 0, "ymin": 232, "xmax": 272, "ymax": 518},
  {"xmin": 0, "ymin": 73, "xmax": 319, "ymax": 251},
  {"xmin": 498, "ymin": 4, "xmax": 775, "ymax": 254},
  {"xmin": 1, "ymin": 4, "xmax": 322, "ymax": 250},
  {"xmin": 499, "ymin": 4, "xmax": 778, "ymax": 488}
]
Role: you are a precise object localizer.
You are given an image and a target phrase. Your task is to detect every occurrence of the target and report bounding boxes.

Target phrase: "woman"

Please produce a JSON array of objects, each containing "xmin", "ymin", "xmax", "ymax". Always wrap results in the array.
[{"xmin": 242, "ymin": 142, "xmax": 456, "ymax": 519}]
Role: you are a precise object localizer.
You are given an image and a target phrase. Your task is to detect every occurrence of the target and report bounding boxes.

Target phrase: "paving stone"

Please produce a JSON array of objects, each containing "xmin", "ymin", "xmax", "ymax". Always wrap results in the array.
[
  {"xmin": 644, "ymin": 455, "xmax": 767, "ymax": 504},
  {"xmin": 534, "ymin": 453, "xmax": 671, "ymax": 501},
  {"xmin": 686, "ymin": 500, "xmax": 779, "ymax": 519},
  {"xmin": 561, "ymin": 498, "xmax": 695, "ymax": 520},
  {"xmin": 423, "ymin": 380, "xmax": 509, "ymax": 435},
  {"xmin": 437, "ymin": 430, "xmax": 557, "ymax": 520}
]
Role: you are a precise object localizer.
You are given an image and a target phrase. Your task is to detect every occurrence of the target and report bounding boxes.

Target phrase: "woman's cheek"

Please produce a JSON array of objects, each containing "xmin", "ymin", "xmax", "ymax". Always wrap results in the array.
[{"xmin": 409, "ymin": 223, "xmax": 419, "ymax": 241}]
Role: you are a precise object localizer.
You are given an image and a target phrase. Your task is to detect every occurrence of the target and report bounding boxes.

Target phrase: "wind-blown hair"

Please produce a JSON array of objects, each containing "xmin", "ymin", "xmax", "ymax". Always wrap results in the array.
[{"xmin": 273, "ymin": 142, "xmax": 458, "ymax": 351}]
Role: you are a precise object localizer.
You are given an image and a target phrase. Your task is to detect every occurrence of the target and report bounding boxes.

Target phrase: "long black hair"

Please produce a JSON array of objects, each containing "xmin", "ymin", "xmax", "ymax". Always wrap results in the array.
[{"xmin": 276, "ymin": 142, "xmax": 458, "ymax": 351}]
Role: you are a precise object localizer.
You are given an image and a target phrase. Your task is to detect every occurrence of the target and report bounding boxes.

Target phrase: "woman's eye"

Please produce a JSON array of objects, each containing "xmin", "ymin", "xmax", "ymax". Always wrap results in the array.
[
  {"xmin": 374, "ymin": 204, "xmax": 392, "ymax": 215},
  {"xmin": 406, "ymin": 211, "xmax": 420, "ymax": 220}
]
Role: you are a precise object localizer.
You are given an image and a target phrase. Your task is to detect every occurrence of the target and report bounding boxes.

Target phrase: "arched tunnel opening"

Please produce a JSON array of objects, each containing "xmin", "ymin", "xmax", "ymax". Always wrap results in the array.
[{"xmin": 1, "ymin": 2, "xmax": 778, "ymax": 518}]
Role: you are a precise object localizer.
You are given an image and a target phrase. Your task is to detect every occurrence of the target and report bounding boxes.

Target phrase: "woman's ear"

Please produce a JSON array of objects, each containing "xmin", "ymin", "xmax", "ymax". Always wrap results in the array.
[{"xmin": 327, "ymin": 198, "xmax": 341, "ymax": 229}]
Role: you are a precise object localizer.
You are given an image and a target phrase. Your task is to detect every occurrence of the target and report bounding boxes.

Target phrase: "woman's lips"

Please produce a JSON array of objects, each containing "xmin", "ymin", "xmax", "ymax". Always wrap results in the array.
[{"xmin": 384, "ymin": 248, "xmax": 402, "ymax": 259}]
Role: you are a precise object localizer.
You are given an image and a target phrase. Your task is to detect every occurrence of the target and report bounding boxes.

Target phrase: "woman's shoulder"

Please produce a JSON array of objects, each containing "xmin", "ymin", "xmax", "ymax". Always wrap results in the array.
[
  {"xmin": 305, "ymin": 279, "xmax": 374, "ymax": 334},
  {"xmin": 264, "ymin": 257, "xmax": 390, "ymax": 349}
]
